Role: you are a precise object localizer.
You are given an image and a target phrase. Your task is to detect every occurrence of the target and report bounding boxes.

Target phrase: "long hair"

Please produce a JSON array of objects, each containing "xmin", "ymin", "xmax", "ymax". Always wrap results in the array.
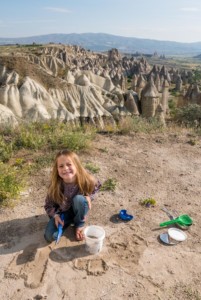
[{"xmin": 48, "ymin": 149, "xmax": 96, "ymax": 204}]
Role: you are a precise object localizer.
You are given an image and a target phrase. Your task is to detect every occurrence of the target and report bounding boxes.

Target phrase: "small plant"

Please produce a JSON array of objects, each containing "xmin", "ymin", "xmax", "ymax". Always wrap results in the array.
[
  {"xmin": 168, "ymin": 99, "xmax": 177, "ymax": 117},
  {"xmin": 187, "ymin": 139, "xmax": 197, "ymax": 146},
  {"xmin": 14, "ymin": 158, "xmax": 25, "ymax": 168},
  {"xmin": 98, "ymin": 123, "xmax": 117, "ymax": 134},
  {"xmin": 85, "ymin": 162, "xmax": 100, "ymax": 174},
  {"xmin": 118, "ymin": 117, "xmax": 135, "ymax": 134},
  {"xmin": 169, "ymin": 89, "xmax": 180, "ymax": 97},
  {"xmin": 100, "ymin": 178, "xmax": 117, "ymax": 192},
  {"xmin": 140, "ymin": 198, "xmax": 156, "ymax": 207},
  {"xmin": 98, "ymin": 147, "xmax": 108, "ymax": 153}
]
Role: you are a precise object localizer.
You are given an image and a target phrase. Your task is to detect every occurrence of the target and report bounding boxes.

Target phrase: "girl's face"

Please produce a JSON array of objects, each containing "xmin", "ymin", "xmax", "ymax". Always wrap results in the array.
[{"xmin": 57, "ymin": 155, "xmax": 77, "ymax": 183}]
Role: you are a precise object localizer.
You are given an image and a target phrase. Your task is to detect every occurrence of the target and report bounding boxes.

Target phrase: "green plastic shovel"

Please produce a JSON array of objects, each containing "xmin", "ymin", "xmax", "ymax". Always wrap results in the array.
[{"xmin": 159, "ymin": 214, "xmax": 193, "ymax": 227}]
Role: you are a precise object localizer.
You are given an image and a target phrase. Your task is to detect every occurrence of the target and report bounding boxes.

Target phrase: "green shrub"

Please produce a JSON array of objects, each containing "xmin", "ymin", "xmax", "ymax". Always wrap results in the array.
[
  {"xmin": 191, "ymin": 69, "xmax": 201, "ymax": 84},
  {"xmin": 1, "ymin": 121, "xmax": 95, "ymax": 154},
  {"xmin": 174, "ymin": 104, "xmax": 201, "ymax": 127},
  {"xmin": 13, "ymin": 126, "xmax": 45, "ymax": 150},
  {"xmin": 169, "ymin": 89, "xmax": 180, "ymax": 97},
  {"xmin": 14, "ymin": 132, "xmax": 44, "ymax": 150},
  {"xmin": 0, "ymin": 163, "xmax": 24, "ymax": 206},
  {"xmin": 48, "ymin": 130, "xmax": 94, "ymax": 151},
  {"xmin": 0, "ymin": 136, "xmax": 13, "ymax": 162},
  {"xmin": 168, "ymin": 99, "xmax": 177, "ymax": 116}
]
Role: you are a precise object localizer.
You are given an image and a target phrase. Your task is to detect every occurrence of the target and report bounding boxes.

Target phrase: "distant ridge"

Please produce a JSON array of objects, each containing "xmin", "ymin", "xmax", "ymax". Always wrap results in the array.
[{"xmin": 0, "ymin": 33, "xmax": 201, "ymax": 55}]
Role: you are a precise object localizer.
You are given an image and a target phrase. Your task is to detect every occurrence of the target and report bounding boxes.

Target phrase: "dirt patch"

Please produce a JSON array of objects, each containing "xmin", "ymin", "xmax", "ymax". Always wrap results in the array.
[
  {"xmin": 0, "ymin": 131, "xmax": 201, "ymax": 300},
  {"xmin": 0, "ymin": 56, "xmax": 66, "ymax": 89}
]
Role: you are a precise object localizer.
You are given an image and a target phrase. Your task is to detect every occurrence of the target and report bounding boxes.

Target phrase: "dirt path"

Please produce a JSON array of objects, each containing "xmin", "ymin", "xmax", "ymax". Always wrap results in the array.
[{"xmin": 0, "ymin": 131, "xmax": 201, "ymax": 300}]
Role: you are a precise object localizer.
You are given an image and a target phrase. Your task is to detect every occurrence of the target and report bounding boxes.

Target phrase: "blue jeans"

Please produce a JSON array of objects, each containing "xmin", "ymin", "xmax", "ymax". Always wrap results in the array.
[{"xmin": 44, "ymin": 195, "xmax": 89, "ymax": 243}]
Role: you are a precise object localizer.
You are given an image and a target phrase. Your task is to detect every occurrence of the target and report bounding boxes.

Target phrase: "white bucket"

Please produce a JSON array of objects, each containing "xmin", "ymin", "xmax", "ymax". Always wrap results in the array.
[{"xmin": 84, "ymin": 225, "xmax": 105, "ymax": 254}]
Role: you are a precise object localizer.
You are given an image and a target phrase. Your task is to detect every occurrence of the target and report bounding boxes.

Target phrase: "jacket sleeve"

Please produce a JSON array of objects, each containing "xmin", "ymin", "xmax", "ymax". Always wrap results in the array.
[
  {"xmin": 44, "ymin": 195, "xmax": 59, "ymax": 218},
  {"xmin": 89, "ymin": 179, "xmax": 102, "ymax": 201}
]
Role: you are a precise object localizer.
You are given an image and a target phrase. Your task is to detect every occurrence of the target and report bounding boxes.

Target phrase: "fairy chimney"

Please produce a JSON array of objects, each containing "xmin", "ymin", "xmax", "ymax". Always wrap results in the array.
[
  {"xmin": 124, "ymin": 91, "xmax": 140, "ymax": 115},
  {"xmin": 141, "ymin": 77, "xmax": 159, "ymax": 118},
  {"xmin": 155, "ymin": 73, "xmax": 161, "ymax": 92},
  {"xmin": 108, "ymin": 48, "xmax": 121, "ymax": 61},
  {"xmin": 161, "ymin": 79, "xmax": 169, "ymax": 115},
  {"xmin": 131, "ymin": 74, "xmax": 138, "ymax": 92},
  {"xmin": 155, "ymin": 103, "xmax": 166, "ymax": 126},
  {"xmin": 190, "ymin": 84, "xmax": 201, "ymax": 104},
  {"xmin": 184, "ymin": 84, "xmax": 193, "ymax": 100},
  {"xmin": 160, "ymin": 65, "xmax": 167, "ymax": 77},
  {"xmin": 136, "ymin": 74, "xmax": 146, "ymax": 99},
  {"xmin": 175, "ymin": 75, "xmax": 183, "ymax": 92},
  {"xmin": 181, "ymin": 70, "xmax": 188, "ymax": 86}
]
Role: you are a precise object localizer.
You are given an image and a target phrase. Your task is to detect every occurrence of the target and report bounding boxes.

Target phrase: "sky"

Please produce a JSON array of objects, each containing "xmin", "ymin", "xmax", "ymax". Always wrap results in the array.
[{"xmin": 0, "ymin": 0, "xmax": 201, "ymax": 43}]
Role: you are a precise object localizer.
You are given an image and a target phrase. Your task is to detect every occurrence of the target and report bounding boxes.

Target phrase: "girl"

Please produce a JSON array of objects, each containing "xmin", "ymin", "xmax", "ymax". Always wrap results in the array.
[{"xmin": 44, "ymin": 149, "xmax": 101, "ymax": 242}]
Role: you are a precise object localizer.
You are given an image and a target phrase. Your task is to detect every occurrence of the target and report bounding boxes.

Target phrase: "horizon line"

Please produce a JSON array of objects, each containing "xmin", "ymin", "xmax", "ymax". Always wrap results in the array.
[{"xmin": 0, "ymin": 32, "xmax": 200, "ymax": 44}]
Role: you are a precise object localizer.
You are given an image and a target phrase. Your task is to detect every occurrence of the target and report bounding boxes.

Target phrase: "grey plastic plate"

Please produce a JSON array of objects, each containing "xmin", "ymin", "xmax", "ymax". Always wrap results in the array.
[{"xmin": 159, "ymin": 232, "xmax": 179, "ymax": 245}]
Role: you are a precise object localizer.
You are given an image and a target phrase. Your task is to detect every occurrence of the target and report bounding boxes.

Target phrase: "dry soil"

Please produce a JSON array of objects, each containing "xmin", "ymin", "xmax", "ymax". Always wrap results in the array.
[{"xmin": 0, "ymin": 131, "xmax": 201, "ymax": 300}]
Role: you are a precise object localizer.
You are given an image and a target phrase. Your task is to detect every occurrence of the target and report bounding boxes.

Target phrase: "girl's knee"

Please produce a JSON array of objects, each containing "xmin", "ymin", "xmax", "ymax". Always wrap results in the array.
[
  {"xmin": 72, "ymin": 195, "xmax": 89, "ymax": 212},
  {"xmin": 44, "ymin": 232, "xmax": 53, "ymax": 243},
  {"xmin": 44, "ymin": 218, "xmax": 56, "ymax": 243},
  {"xmin": 72, "ymin": 195, "xmax": 87, "ymax": 206}
]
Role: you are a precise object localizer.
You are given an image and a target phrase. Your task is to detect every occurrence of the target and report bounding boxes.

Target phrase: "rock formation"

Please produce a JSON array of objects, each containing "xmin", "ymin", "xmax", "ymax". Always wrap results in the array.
[
  {"xmin": 0, "ymin": 43, "xmax": 198, "ymax": 127},
  {"xmin": 141, "ymin": 77, "xmax": 160, "ymax": 118}
]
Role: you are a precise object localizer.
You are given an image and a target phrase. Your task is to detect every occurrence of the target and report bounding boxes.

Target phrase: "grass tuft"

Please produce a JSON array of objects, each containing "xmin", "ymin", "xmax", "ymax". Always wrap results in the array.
[
  {"xmin": 85, "ymin": 162, "xmax": 100, "ymax": 174},
  {"xmin": 118, "ymin": 116, "xmax": 165, "ymax": 134},
  {"xmin": 100, "ymin": 178, "xmax": 117, "ymax": 192},
  {"xmin": 140, "ymin": 198, "xmax": 157, "ymax": 207}
]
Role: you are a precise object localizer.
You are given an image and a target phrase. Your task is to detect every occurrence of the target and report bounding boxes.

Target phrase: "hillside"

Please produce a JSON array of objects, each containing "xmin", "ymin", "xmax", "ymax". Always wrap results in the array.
[{"xmin": 1, "ymin": 33, "xmax": 201, "ymax": 55}]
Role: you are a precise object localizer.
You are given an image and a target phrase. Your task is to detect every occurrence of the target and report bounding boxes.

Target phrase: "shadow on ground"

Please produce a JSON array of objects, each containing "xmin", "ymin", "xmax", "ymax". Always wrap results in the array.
[
  {"xmin": 49, "ymin": 244, "xmax": 89, "ymax": 263},
  {"xmin": 0, "ymin": 214, "xmax": 48, "ymax": 255}
]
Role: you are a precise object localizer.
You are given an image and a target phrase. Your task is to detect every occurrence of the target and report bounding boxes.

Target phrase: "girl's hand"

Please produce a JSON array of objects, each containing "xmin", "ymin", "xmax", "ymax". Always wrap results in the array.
[
  {"xmin": 54, "ymin": 214, "xmax": 64, "ymax": 228},
  {"xmin": 85, "ymin": 196, "xmax": 92, "ymax": 210}
]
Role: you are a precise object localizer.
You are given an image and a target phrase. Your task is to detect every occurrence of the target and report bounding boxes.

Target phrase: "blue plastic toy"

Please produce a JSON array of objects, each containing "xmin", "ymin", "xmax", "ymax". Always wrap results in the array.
[
  {"xmin": 119, "ymin": 209, "xmax": 133, "ymax": 221},
  {"xmin": 55, "ymin": 213, "xmax": 64, "ymax": 244}
]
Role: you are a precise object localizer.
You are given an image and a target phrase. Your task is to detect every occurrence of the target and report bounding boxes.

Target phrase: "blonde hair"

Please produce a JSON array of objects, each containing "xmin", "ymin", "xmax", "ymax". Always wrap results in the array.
[{"xmin": 48, "ymin": 149, "xmax": 96, "ymax": 204}]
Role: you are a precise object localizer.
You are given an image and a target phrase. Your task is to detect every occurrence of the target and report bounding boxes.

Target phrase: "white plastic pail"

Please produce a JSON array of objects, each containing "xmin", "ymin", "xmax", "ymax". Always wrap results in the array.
[{"xmin": 84, "ymin": 225, "xmax": 105, "ymax": 254}]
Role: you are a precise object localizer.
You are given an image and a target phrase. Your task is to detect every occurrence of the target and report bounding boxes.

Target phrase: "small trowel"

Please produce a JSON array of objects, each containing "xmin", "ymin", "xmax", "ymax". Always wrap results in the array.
[{"xmin": 55, "ymin": 213, "xmax": 64, "ymax": 245}]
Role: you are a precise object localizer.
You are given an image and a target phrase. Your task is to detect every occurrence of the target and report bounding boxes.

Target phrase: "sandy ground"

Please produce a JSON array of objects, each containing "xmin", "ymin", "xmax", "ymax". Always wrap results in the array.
[{"xmin": 0, "ymin": 131, "xmax": 201, "ymax": 300}]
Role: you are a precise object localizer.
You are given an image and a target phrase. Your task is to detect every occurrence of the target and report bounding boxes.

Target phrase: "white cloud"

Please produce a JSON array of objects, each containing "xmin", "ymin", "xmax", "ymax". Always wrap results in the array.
[
  {"xmin": 180, "ymin": 7, "xmax": 200, "ymax": 12},
  {"xmin": 44, "ymin": 7, "xmax": 72, "ymax": 13}
]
